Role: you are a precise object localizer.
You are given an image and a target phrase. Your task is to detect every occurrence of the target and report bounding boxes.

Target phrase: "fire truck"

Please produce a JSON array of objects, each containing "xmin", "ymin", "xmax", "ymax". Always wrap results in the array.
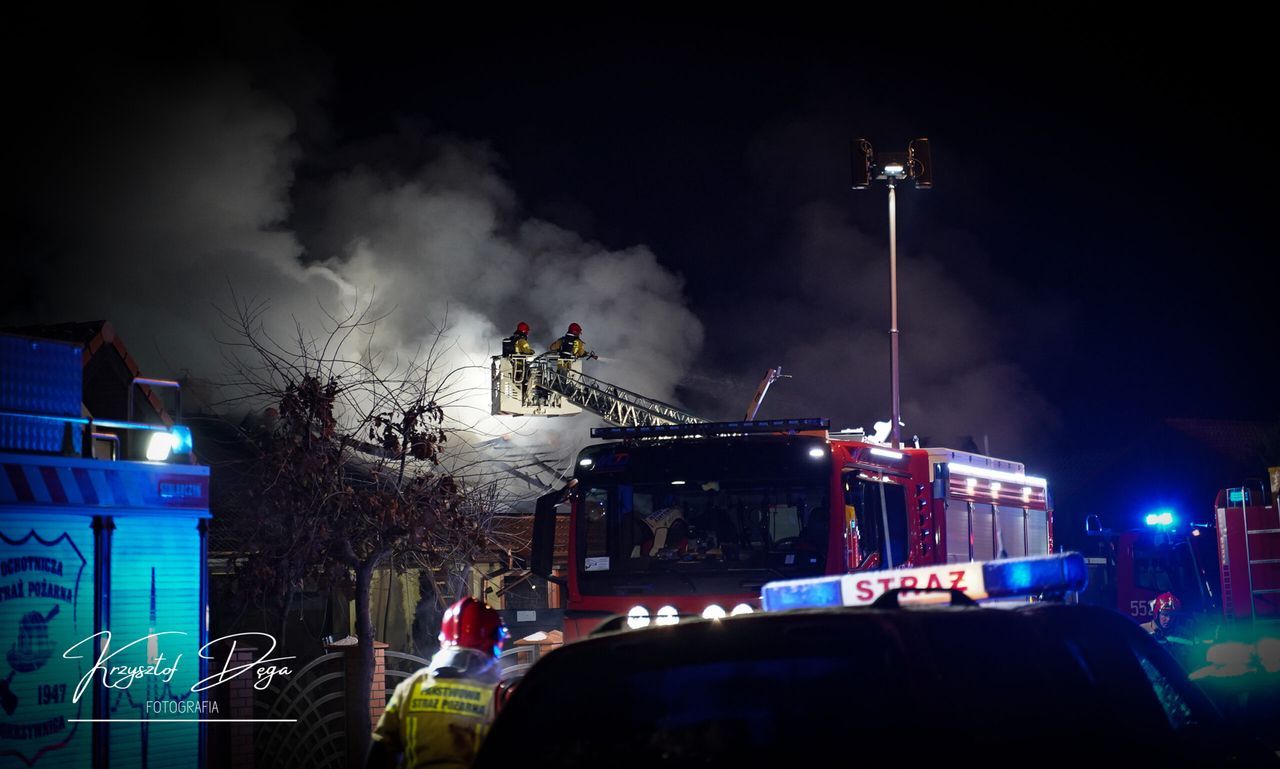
[
  {"xmin": 494, "ymin": 356, "xmax": 1053, "ymax": 640},
  {"xmin": 1082, "ymin": 479, "xmax": 1280, "ymax": 627},
  {"xmin": 1214, "ymin": 482, "xmax": 1280, "ymax": 624},
  {"xmin": 524, "ymin": 417, "xmax": 1053, "ymax": 640},
  {"xmin": 1081, "ymin": 519, "xmax": 1220, "ymax": 624}
]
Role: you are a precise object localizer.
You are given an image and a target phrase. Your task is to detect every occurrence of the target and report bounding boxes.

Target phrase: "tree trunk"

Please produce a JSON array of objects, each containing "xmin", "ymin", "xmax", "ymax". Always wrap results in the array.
[
  {"xmin": 279, "ymin": 585, "xmax": 295, "ymax": 649},
  {"xmin": 348, "ymin": 551, "xmax": 386, "ymax": 769}
]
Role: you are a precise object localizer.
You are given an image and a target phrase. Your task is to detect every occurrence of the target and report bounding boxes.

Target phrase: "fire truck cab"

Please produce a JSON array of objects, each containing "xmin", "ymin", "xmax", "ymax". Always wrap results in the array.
[
  {"xmin": 1081, "ymin": 522, "xmax": 1220, "ymax": 624},
  {"xmin": 1081, "ymin": 480, "xmax": 1280, "ymax": 627}
]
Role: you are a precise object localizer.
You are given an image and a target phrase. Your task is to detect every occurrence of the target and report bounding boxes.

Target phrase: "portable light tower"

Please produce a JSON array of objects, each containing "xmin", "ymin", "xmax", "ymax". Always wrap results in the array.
[{"xmin": 851, "ymin": 137, "xmax": 932, "ymax": 449}]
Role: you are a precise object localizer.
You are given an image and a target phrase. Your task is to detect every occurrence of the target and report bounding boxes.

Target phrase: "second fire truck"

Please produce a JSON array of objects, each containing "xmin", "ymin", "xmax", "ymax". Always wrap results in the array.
[{"xmin": 1083, "ymin": 479, "xmax": 1280, "ymax": 627}]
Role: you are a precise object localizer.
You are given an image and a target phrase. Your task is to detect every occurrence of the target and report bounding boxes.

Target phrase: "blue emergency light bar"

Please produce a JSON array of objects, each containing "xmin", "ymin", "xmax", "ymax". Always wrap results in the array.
[
  {"xmin": 760, "ymin": 552, "xmax": 1088, "ymax": 612},
  {"xmin": 0, "ymin": 409, "xmax": 195, "ymax": 462},
  {"xmin": 591, "ymin": 418, "xmax": 830, "ymax": 441}
]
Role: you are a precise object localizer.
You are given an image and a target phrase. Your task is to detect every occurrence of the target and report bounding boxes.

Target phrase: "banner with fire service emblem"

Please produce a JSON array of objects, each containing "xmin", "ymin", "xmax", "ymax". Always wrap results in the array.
[{"xmin": 0, "ymin": 516, "xmax": 92, "ymax": 768}]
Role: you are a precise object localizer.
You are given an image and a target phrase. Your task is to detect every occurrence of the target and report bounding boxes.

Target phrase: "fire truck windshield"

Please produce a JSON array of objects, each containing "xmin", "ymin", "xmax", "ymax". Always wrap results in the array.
[{"xmin": 574, "ymin": 438, "xmax": 830, "ymax": 595}]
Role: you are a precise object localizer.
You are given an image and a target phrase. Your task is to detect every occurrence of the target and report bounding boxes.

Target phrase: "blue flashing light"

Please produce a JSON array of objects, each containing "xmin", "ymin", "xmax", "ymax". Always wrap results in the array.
[
  {"xmin": 991, "ymin": 561, "xmax": 1035, "ymax": 594},
  {"xmin": 761, "ymin": 576, "xmax": 844, "ymax": 611},
  {"xmin": 1145, "ymin": 510, "xmax": 1175, "ymax": 527},
  {"xmin": 981, "ymin": 553, "xmax": 1087, "ymax": 598},
  {"xmin": 1145, "ymin": 513, "xmax": 1159, "ymax": 526},
  {"xmin": 149, "ymin": 425, "xmax": 194, "ymax": 462},
  {"xmin": 170, "ymin": 425, "xmax": 194, "ymax": 456},
  {"xmin": 761, "ymin": 553, "xmax": 1088, "ymax": 612}
]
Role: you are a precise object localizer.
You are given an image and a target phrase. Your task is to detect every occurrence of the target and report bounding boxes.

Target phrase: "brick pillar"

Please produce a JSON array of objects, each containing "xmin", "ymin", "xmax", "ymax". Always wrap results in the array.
[
  {"xmin": 227, "ymin": 644, "xmax": 257, "ymax": 769},
  {"xmin": 330, "ymin": 640, "xmax": 390, "ymax": 733},
  {"xmin": 369, "ymin": 641, "xmax": 388, "ymax": 730},
  {"xmin": 548, "ymin": 566, "xmax": 563, "ymax": 609}
]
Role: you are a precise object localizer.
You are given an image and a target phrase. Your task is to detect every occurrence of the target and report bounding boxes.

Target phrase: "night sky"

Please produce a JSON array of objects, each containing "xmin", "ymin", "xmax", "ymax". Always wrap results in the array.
[{"xmin": 4, "ymin": 11, "xmax": 1276, "ymax": 546}]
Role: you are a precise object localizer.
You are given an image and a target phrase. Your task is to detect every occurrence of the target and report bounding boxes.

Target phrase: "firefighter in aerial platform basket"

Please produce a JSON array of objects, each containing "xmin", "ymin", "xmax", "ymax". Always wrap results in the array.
[
  {"xmin": 367, "ymin": 597, "xmax": 511, "ymax": 769},
  {"xmin": 501, "ymin": 321, "xmax": 535, "ymax": 400},
  {"xmin": 501, "ymin": 321, "xmax": 534, "ymax": 357},
  {"xmin": 548, "ymin": 322, "xmax": 598, "ymax": 369}
]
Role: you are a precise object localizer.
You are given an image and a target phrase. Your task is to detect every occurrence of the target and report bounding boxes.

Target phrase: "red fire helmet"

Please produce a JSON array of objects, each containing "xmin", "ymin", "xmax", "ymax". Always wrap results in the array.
[
  {"xmin": 516, "ymin": 321, "xmax": 530, "ymax": 334},
  {"xmin": 567, "ymin": 322, "xmax": 582, "ymax": 336},
  {"xmin": 1152, "ymin": 592, "xmax": 1181, "ymax": 614},
  {"xmin": 438, "ymin": 597, "xmax": 509, "ymax": 658}
]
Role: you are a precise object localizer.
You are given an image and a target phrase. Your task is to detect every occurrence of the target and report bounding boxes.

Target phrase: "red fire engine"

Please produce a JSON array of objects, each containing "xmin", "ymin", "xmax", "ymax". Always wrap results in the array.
[
  {"xmin": 528, "ymin": 418, "xmax": 1054, "ymax": 640},
  {"xmin": 1082, "ymin": 479, "xmax": 1280, "ymax": 627},
  {"xmin": 1081, "ymin": 520, "xmax": 1219, "ymax": 624},
  {"xmin": 1214, "ymin": 484, "xmax": 1280, "ymax": 623}
]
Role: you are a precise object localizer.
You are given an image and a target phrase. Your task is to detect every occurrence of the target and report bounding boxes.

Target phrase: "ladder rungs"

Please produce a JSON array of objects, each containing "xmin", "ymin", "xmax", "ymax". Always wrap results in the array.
[
  {"xmin": 1247, "ymin": 528, "xmax": 1280, "ymax": 534},
  {"xmin": 1250, "ymin": 558, "xmax": 1280, "ymax": 565},
  {"xmin": 1253, "ymin": 588, "xmax": 1280, "ymax": 595}
]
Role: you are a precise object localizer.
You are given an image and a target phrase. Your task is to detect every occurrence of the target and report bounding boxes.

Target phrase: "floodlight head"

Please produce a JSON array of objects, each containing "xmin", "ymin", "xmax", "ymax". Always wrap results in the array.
[
  {"xmin": 908, "ymin": 137, "xmax": 933, "ymax": 189},
  {"xmin": 850, "ymin": 138, "xmax": 874, "ymax": 189},
  {"xmin": 853, "ymin": 138, "xmax": 933, "ymax": 189}
]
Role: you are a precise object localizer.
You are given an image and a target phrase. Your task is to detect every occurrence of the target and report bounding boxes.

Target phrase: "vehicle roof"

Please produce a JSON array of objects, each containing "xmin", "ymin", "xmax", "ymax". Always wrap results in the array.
[{"xmin": 478, "ymin": 603, "xmax": 1271, "ymax": 768}]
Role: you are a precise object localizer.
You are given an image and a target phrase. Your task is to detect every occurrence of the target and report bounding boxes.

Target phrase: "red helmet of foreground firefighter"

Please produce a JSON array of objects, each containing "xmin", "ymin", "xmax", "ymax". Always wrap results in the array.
[
  {"xmin": 1140, "ymin": 591, "xmax": 1182, "ymax": 638},
  {"xmin": 1152, "ymin": 592, "xmax": 1180, "ymax": 628},
  {"xmin": 369, "ymin": 598, "xmax": 511, "ymax": 769},
  {"xmin": 439, "ymin": 596, "xmax": 511, "ymax": 658}
]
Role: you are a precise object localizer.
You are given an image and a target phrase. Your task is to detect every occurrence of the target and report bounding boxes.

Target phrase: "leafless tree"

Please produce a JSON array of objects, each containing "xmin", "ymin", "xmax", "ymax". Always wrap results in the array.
[{"xmin": 214, "ymin": 291, "xmax": 509, "ymax": 766}]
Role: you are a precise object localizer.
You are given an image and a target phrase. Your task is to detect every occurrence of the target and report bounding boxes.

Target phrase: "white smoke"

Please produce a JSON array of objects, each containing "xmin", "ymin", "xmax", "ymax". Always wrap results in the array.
[
  {"xmin": 6, "ymin": 53, "xmax": 1055, "ymax": 492},
  {"xmin": 4, "ymin": 65, "xmax": 704, "ymax": 501}
]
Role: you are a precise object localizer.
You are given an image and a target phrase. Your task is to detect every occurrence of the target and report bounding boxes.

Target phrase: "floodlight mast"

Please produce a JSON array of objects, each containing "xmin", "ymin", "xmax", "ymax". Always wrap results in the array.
[{"xmin": 851, "ymin": 137, "xmax": 932, "ymax": 449}]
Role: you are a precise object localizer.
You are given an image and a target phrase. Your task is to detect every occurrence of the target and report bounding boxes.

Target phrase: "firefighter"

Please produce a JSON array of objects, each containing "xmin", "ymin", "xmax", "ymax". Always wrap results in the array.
[
  {"xmin": 1141, "ymin": 592, "xmax": 1200, "ymax": 669},
  {"xmin": 548, "ymin": 322, "xmax": 597, "ymax": 367},
  {"xmin": 367, "ymin": 597, "xmax": 510, "ymax": 769},
  {"xmin": 635, "ymin": 501, "xmax": 689, "ymax": 558},
  {"xmin": 501, "ymin": 322, "xmax": 535, "ymax": 402},
  {"xmin": 1141, "ymin": 592, "xmax": 1182, "ymax": 636},
  {"xmin": 501, "ymin": 321, "xmax": 533, "ymax": 357}
]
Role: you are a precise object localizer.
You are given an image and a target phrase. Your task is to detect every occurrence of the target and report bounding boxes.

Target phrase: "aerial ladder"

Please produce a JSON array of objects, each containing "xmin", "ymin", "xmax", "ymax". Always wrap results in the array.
[{"xmin": 492, "ymin": 355, "xmax": 706, "ymax": 427}]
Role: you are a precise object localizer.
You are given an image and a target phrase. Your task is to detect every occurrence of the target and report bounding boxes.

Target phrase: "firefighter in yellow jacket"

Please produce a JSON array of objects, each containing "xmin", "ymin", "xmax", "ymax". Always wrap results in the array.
[
  {"xmin": 367, "ymin": 598, "xmax": 510, "ymax": 769},
  {"xmin": 548, "ymin": 322, "xmax": 597, "ymax": 367},
  {"xmin": 501, "ymin": 322, "xmax": 534, "ymax": 357}
]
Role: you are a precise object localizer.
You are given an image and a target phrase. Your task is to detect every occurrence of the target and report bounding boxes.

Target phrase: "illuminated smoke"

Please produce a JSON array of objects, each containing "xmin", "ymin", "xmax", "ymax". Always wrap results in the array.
[{"xmin": 3, "ymin": 66, "xmax": 703, "ymax": 503}]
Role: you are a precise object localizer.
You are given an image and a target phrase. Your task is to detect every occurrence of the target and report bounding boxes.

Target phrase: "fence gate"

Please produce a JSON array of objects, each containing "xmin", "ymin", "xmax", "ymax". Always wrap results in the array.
[{"xmin": 253, "ymin": 651, "xmax": 348, "ymax": 769}]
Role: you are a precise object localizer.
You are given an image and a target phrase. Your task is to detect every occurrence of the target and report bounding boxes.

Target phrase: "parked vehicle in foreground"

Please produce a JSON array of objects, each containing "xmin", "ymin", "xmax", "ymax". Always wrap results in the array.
[{"xmin": 476, "ymin": 554, "xmax": 1276, "ymax": 768}]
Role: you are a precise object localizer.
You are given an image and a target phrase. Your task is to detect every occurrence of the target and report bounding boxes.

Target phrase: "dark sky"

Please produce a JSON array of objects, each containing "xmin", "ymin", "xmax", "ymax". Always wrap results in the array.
[{"xmin": 5, "ymin": 11, "xmax": 1276, "ymax": 544}]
